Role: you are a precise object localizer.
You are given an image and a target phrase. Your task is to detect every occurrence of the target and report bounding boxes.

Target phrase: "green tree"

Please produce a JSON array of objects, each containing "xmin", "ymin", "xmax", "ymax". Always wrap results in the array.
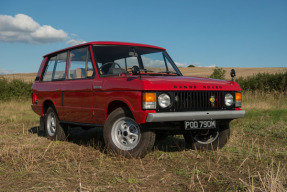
[
  {"xmin": 208, "ymin": 67, "xmax": 226, "ymax": 80},
  {"xmin": 187, "ymin": 64, "xmax": 195, "ymax": 67}
]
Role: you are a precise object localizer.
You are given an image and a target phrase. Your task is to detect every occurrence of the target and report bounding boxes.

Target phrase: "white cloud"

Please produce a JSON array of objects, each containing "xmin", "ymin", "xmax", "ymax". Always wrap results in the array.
[
  {"xmin": 206, "ymin": 64, "xmax": 216, "ymax": 68},
  {"xmin": 186, "ymin": 62, "xmax": 217, "ymax": 68},
  {"xmin": 0, "ymin": 14, "xmax": 67, "ymax": 44},
  {"xmin": 175, "ymin": 62, "xmax": 187, "ymax": 67},
  {"xmin": 0, "ymin": 67, "xmax": 14, "ymax": 75},
  {"xmin": 66, "ymin": 39, "xmax": 87, "ymax": 46}
]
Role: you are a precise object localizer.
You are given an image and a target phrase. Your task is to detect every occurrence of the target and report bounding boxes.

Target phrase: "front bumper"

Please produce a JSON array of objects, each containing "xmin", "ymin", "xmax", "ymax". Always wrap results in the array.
[{"xmin": 146, "ymin": 110, "xmax": 245, "ymax": 123}]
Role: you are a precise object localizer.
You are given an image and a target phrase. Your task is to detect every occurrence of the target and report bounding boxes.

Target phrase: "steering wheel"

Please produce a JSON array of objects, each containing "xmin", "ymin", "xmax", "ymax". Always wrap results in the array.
[{"xmin": 100, "ymin": 62, "xmax": 121, "ymax": 74}]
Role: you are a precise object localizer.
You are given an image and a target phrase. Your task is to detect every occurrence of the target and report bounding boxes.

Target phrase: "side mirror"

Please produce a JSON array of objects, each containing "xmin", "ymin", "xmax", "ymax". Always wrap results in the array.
[
  {"xmin": 132, "ymin": 66, "xmax": 140, "ymax": 75},
  {"xmin": 230, "ymin": 69, "xmax": 236, "ymax": 81}
]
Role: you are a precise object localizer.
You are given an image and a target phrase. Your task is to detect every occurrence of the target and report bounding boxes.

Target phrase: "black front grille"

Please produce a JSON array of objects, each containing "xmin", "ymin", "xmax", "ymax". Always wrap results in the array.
[{"xmin": 174, "ymin": 91, "xmax": 224, "ymax": 111}]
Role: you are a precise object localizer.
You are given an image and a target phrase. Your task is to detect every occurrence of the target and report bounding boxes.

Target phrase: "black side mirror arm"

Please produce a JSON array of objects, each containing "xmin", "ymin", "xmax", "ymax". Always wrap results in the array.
[
  {"xmin": 230, "ymin": 69, "xmax": 236, "ymax": 81},
  {"xmin": 131, "ymin": 66, "xmax": 141, "ymax": 79}
]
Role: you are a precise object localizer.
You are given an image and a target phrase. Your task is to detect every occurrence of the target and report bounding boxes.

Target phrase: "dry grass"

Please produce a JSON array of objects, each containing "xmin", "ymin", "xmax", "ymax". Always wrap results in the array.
[
  {"xmin": 0, "ymin": 93, "xmax": 287, "ymax": 191},
  {"xmin": 1, "ymin": 67, "xmax": 286, "ymax": 83},
  {"xmin": 242, "ymin": 91, "xmax": 287, "ymax": 110}
]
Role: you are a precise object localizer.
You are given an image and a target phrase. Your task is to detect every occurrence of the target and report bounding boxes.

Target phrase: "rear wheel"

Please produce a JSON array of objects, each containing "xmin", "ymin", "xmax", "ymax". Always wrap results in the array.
[
  {"xmin": 45, "ymin": 107, "xmax": 67, "ymax": 141},
  {"xmin": 104, "ymin": 107, "xmax": 155, "ymax": 158},
  {"xmin": 184, "ymin": 123, "xmax": 230, "ymax": 150}
]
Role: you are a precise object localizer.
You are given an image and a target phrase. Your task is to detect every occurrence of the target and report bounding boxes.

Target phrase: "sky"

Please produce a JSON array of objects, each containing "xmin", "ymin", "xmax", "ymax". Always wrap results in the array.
[{"xmin": 0, "ymin": 0, "xmax": 286, "ymax": 74}]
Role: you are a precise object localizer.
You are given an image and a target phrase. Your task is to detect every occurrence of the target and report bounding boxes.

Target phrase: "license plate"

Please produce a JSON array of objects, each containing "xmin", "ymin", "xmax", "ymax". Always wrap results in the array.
[{"xmin": 185, "ymin": 120, "xmax": 216, "ymax": 130}]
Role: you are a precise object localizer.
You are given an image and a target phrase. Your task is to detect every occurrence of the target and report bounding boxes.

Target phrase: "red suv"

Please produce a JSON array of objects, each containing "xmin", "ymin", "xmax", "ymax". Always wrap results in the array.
[{"xmin": 31, "ymin": 41, "xmax": 245, "ymax": 158}]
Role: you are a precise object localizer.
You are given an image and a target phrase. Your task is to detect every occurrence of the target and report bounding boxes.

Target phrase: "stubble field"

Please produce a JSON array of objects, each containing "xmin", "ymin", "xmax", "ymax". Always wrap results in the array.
[
  {"xmin": 0, "ymin": 91, "xmax": 286, "ymax": 191},
  {"xmin": 0, "ymin": 68, "xmax": 287, "ymax": 191}
]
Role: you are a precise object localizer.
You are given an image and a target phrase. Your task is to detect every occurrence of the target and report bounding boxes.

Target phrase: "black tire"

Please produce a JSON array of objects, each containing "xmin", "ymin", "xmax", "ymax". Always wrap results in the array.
[
  {"xmin": 155, "ymin": 132, "xmax": 169, "ymax": 141},
  {"xmin": 103, "ymin": 107, "xmax": 155, "ymax": 158},
  {"xmin": 184, "ymin": 123, "xmax": 230, "ymax": 150},
  {"xmin": 45, "ymin": 107, "xmax": 67, "ymax": 141}
]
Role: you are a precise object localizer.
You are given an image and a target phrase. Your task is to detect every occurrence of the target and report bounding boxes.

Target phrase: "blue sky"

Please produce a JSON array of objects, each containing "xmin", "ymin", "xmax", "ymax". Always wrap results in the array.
[{"xmin": 0, "ymin": 0, "xmax": 286, "ymax": 74}]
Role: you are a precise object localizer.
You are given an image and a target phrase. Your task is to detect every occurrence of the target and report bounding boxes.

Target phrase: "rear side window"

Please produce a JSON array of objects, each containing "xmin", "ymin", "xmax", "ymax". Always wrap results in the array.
[
  {"xmin": 42, "ymin": 52, "xmax": 67, "ymax": 81},
  {"xmin": 68, "ymin": 47, "xmax": 94, "ymax": 79},
  {"xmin": 42, "ymin": 56, "xmax": 56, "ymax": 81}
]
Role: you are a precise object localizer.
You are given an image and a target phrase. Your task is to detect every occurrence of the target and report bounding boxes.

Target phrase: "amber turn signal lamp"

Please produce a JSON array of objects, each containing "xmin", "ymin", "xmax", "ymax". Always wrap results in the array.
[
  {"xmin": 142, "ymin": 92, "xmax": 156, "ymax": 102},
  {"xmin": 142, "ymin": 92, "xmax": 156, "ymax": 109},
  {"xmin": 235, "ymin": 92, "xmax": 242, "ymax": 107}
]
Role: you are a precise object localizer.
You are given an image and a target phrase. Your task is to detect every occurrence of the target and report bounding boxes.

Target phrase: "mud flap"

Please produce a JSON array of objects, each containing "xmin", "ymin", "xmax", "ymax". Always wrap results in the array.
[{"xmin": 39, "ymin": 116, "xmax": 45, "ymax": 131}]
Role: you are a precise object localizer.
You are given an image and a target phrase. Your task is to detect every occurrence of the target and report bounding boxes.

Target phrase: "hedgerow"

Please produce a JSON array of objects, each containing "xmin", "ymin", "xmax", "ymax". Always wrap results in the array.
[
  {"xmin": 0, "ymin": 78, "xmax": 32, "ymax": 101},
  {"xmin": 235, "ymin": 71, "xmax": 287, "ymax": 92}
]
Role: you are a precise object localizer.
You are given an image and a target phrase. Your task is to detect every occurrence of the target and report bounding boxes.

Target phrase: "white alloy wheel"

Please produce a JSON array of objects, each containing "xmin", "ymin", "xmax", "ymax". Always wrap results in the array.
[
  {"xmin": 111, "ymin": 117, "xmax": 141, "ymax": 151},
  {"xmin": 46, "ymin": 111, "xmax": 57, "ymax": 137}
]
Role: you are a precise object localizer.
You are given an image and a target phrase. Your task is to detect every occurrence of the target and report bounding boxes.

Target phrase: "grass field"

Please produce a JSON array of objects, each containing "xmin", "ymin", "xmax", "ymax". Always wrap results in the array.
[
  {"xmin": 1, "ymin": 67, "xmax": 286, "ymax": 83},
  {"xmin": 0, "ymin": 92, "xmax": 286, "ymax": 191}
]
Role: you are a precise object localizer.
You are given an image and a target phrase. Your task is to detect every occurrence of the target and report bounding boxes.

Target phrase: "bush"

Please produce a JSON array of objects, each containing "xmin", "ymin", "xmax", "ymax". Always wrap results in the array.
[
  {"xmin": 208, "ymin": 67, "xmax": 226, "ymax": 80},
  {"xmin": 0, "ymin": 77, "xmax": 32, "ymax": 101},
  {"xmin": 187, "ymin": 65, "xmax": 195, "ymax": 67},
  {"xmin": 236, "ymin": 71, "xmax": 287, "ymax": 93}
]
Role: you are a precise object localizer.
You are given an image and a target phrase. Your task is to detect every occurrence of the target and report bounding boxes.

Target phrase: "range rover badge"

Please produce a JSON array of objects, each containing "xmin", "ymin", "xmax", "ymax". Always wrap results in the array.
[{"xmin": 209, "ymin": 96, "xmax": 215, "ymax": 107}]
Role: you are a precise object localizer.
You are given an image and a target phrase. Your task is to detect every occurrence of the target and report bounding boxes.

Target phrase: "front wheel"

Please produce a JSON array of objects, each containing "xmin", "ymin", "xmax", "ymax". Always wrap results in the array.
[
  {"xmin": 103, "ymin": 107, "xmax": 155, "ymax": 158},
  {"xmin": 184, "ymin": 123, "xmax": 230, "ymax": 150},
  {"xmin": 45, "ymin": 107, "xmax": 67, "ymax": 141}
]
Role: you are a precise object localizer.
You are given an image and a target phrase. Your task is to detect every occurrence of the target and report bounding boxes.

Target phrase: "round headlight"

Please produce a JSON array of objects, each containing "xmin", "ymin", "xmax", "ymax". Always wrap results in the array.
[
  {"xmin": 158, "ymin": 93, "xmax": 171, "ymax": 108},
  {"xmin": 225, "ymin": 93, "xmax": 234, "ymax": 107}
]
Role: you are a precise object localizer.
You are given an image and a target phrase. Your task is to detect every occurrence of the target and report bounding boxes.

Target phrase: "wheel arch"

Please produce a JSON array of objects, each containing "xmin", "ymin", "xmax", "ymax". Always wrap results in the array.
[
  {"xmin": 106, "ymin": 100, "xmax": 134, "ymax": 120},
  {"xmin": 42, "ymin": 99, "xmax": 56, "ymax": 116}
]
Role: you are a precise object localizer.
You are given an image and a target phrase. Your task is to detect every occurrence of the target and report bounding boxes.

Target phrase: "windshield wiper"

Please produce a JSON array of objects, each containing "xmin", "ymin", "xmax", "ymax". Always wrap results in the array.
[
  {"xmin": 158, "ymin": 71, "xmax": 180, "ymax": 75},
  {"xmin": 141, "ymin": 69, "xmax": 154, "ymax": 73}
]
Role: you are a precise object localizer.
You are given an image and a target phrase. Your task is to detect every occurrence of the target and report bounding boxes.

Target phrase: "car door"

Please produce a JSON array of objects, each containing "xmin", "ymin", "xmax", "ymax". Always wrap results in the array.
[
  {"xmin": 61, "ymin": 46, "xmax": 95, "ymax": 124},
  {"xmin": 40, "ymin": 52, "xmax": 68, "ymax": 120}
]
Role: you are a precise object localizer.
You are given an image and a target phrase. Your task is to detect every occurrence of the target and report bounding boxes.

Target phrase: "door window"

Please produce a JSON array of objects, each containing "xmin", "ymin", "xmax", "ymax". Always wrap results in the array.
[{"xmin": 68, "ymin": 47, "xmax": 94, "ymax": 79}]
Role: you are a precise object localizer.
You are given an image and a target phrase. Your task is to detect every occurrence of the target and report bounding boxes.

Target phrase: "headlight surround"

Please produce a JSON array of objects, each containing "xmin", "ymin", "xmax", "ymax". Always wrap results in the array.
[
  {"xmin": 224, "ymin": 93, "xmax": 234, "ymax": 107},
  {"xmin": 158, "ymin": 93, "xmax": 171, "ymax": 108}
]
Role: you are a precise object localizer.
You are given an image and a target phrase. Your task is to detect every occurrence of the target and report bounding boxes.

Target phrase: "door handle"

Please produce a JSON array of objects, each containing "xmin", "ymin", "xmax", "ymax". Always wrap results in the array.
[{"xmin": 93, "ymin": 86, "xmax": 102, "ymax": 89}]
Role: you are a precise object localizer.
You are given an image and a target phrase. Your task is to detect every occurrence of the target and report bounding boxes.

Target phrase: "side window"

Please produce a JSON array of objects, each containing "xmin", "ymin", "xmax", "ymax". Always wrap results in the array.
[
  {"xmin": 42, "ymin": 52, "xmax": 67, "ymax": 81},
  {"xmin": 68, "ymin": 47, "xmax": 94, "ymax": 79},
  {"xmin": 42, "ymin": 56, "xmax": 56, "ymax": 81},
  {"xmin": 53, "ymin": 52, "xmax": 67, "ymax": 80}
]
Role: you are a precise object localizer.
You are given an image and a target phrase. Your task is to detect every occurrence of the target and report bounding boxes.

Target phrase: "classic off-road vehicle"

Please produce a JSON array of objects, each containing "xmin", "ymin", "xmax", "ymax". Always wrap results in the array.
[{"xmin": 31, "ymin": 41, "xmax": 245, "ymax": 158}]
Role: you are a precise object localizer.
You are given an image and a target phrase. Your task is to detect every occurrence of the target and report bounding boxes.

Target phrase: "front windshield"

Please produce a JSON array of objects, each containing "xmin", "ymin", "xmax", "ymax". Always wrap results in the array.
[{"xmin": 92, "ymin": 45, "xmax": 181, "ymax": 76}]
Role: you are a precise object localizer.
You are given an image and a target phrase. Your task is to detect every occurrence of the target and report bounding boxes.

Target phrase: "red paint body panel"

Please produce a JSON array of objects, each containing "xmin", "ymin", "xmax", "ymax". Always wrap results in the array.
[
  {"xmin": 95, "ymin": 76, "xmax": 241, "ymax": 91},
  {"xmin": 31, "ymin": 41, "xmax": 243, "ymax": 126},
  {"xmin": 32, "ymin": 81, "xmax": 63, "ymax": 116},
  {"xmin": 61, "ymin": 79, "xmax": 94, "ymax": 123}
]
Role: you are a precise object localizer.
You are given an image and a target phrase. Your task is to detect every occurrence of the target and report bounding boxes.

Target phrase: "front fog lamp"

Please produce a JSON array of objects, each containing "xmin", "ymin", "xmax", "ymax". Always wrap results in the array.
[
  {"xmin": 158, "ymin": 93, "xmax": 171, "ymax": 108},
  {"xmin": 142, "ymin": 92, "xmax": 156, "ymax": 109},
  {"xmin": 224, "ymin": 93, "xmax": 234, "ymax": 107}
]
